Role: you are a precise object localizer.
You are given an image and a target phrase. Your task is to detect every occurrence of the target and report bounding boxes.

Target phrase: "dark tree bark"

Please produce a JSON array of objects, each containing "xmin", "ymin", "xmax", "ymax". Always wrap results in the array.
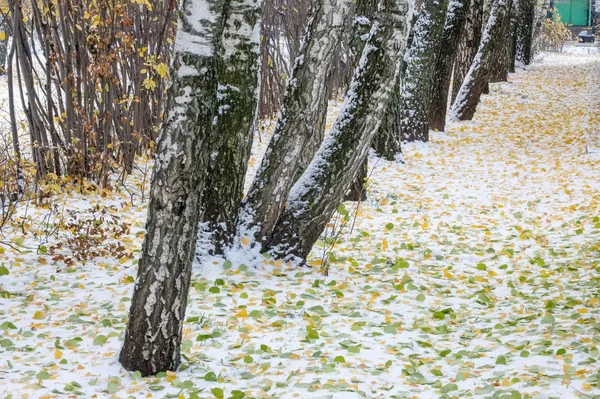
[
  {"xmin": 345, "ymin": 160, "xmax": 368, "ymax": 201},
  {"xmin": 119, "ymin": 0, "xmax": 220, "ymax": 377},
  {"xmin": 199, "ymin": 0, "xmax": 261, "ymax": 254},
  {"xmin": 489, "ymin": 0, "xmax": 513, "ymax": 82},
  {"xmin": 515, "ymin": 0, "xmax": 535, "ymax": 66},
  {"xmin": 265, "ymin": 0, "xmax": 413, "ymax": 261},
  {"xmin": 428, "ymin": 0, "xmax": 471, "ymax": 132},
  {"xmin": 449, "ymin": 0, "xmax": 512, "ymax": 121},
  {"xmin": 345, "ymin": 0, "xmax": 377, "ymax": 201},
  {"xmin": 240, "ymin": 0, "xmax": 352, "ymax": 244},
  {"xmin": 371, "ymin": 76, "xmax": 403, "ymax": 160},
  {"xmin": 451, "ymin": 0, "xmax": 484, "ymax": 103},
  {"xmin": 507, "ymin": 0, "xmax": 518, "ymax": 73},
  {"xmin": 399, "ymin": 0, "xmax": 449, "ymax": 142}
]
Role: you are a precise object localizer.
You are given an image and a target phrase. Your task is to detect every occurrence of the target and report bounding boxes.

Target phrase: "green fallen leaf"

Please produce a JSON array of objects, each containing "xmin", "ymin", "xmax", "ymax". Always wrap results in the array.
[
  {"xmin": 36, "ymin": 370, "xmax": 50, "ymax": 381},
  {"xmin": 211, "ymin": 387, "xmax": 224, "ymax": 399},
  {"xmin": 93, "ymin": 335, "xmax": 107, "ymax": 345},
  {"xmin": 441, "ymin": 383, "xmax": 458, "ymax": 393},
  {"xmin": 541, "ymin": 315, "xmax": 555, "ymax": 325}
]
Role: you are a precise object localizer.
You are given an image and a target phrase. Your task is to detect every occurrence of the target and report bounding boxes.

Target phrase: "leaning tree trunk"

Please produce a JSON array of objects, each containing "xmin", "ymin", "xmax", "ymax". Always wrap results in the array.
[
  {"xmin": 451, "ymin": 0, "xmax": 484, "ymax": 102},
  {"xmin": 515, "ymin": 0, "xmax": 535, "ymax": 65},
  {"xmin": 449, "ymin": 0, "xmax": 512, "ymax": 121},
  {"xmin": 428, "ymin": 0, "xmax": 471, "ymax": 132},
  {"xmin": 119, "ymin": 0, "xmax": 220, "ymax": 377},
  {"xmin": 265, "ymin": 0, "xmax": 413, "ymax": 261},
  {"xmin": 345, "ymin": 0, "xmax": 377, "ymax": 201},
  {"xmin": 399, "ymin": 0, "xmax": 449, "ymax": 142},
  {"xmin": 199, "ymin": 0, "xmax": 261, "ymax": 254},
  {"xmin": 240, "ymin": 0, "xmax": 352, "ymax": 244}
]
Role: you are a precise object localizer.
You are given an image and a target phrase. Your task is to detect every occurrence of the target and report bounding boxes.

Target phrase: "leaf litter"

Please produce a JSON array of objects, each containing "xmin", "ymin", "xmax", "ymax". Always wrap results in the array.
[{"xmin": 1, "ymin": 48, "xmax": 600, "ymax": 398}]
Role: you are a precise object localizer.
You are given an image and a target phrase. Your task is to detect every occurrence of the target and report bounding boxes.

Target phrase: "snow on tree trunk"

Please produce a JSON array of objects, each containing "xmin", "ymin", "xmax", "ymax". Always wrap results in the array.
[
  {"xmin": 369, "ymin": 0, "xmax": 404, "ymax": 161},
  {"xmin": 399, "ymin": 0, "xmax": 449, "ymax": 142},
  {"xmin": 451, "ymin": 0, "xmax": 484, "ymax": 103},
  {"xmin": 240, "ymin": 0, "xmax": 352, "ymax": 244},
  {"xmin": 515, "ymin": 0, "xmax": 535, "ymax": 65},
  {"xmin": 199, "ymin": 0, "xmax": 261, "ymax": 254},
  {"xmin": 346, "ymin": 0, "xmax": 377, "ymax": 199},
  {"xmin": 265, "ymin": 0, "xmax": 413, "ymax": 261},
  {"xmin": 449, "ymin": 0, "xmax": 512, "ymax": 121},
  {"xmin": 119, "ymin": 0, "xmax": 219, "ymax": 377},
  {"xmin": 428, "ymin": 0, "xmax": 471, "ymax": 132}
]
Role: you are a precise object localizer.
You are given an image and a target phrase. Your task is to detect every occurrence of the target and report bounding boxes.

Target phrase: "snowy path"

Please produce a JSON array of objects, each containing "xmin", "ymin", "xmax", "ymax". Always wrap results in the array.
[{"xmin": 1, "ymin": 50, "xmax": 600, "ymax": 399}]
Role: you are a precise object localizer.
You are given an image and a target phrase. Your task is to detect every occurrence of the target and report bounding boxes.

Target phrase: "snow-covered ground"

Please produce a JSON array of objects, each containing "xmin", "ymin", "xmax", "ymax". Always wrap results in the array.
[{"xmin": 1, "ymin": 47, "xmax": 600, "ymax": 398}]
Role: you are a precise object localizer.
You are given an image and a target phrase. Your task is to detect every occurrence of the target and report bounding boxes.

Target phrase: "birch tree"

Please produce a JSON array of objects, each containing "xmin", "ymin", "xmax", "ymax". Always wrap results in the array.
[
  {"xmin": 119, "ymin": 0, "xmax": 220, "ymax": 376},
  {"xmin": 450, "ymin": 0, "xmax": 512, "ymax": 121},
  {"xmin": 515, "ymin": 0, "xmax": 535, "ymax": 65},
  {"xmin": 428, "ymin": 0, "xmax": 471, "ymax": 132},
  {"xmin": 346, "ymin": 0, "xmax": 377, "ymax": 200},
  {"xmin": 399, "ymin": 0, "xmax": 449, "ymax": 142},
  {"xmin": 489, "ymin": 0, "xmax": 513, "ymax": 82},
  {"xmin": 451, "ymin": 0, "xmax": 484, "ymax": 102},
  {"xmin": 265, "ymin": 0, "xmax": 413, "ymax": 261},
  {"xmin": 507, "ymin": 0, "xmax": 518, "ymax": 73},
  {"xmin": 240, "ymin": 0, "xmax": 352, "ymax": 245},
  {"xmin": 199, "ymin": 0, "xmax": 261, "ymax": 254}
]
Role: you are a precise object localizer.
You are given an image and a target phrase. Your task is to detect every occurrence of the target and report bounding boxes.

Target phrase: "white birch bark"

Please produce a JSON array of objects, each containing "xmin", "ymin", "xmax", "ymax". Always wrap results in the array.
[
  {"xmin": 119, "ymin": 0, "xmax": 220, "ymax": 376},
  {"xmin": 240, "ymin": 0, "xmax": 353, "ymax": 245},
  {"xmin": 266, "ymin": 0, "xmax": 414, "ymax": 261}
]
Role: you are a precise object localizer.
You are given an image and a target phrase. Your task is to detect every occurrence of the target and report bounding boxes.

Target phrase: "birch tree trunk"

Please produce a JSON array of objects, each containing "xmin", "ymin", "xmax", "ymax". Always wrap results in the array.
[
  {"xmin": 368, "ymin": 0, "xmax": 405, "ymax": 162},
  {"xmin": 199, "ymin": 0, "xmax": 261, "ymax": 254},
  {"xmin": 240, "ymin": 0, "xmax": 352, "ymax": 244},
  {"xmin": 489, "ymin": 0, "xmax": 513, "ymax": 82},
  {"xmin": 428, "ymin": 0, "xmax": 471, "ymax": 132},
  {"xmin": 515, "ymin": 0, "xmax": 535, "ymax": 65},
  {"xmin": 119, "ymin": 0, "xmax": 220, "ymax": 377},
  {"xmin": 449, "ymin": 0, "xmax": 512, "ymax": 121},
  {"xmin": 399, "ymin": 0, "xmax": 448, "ymax": 142},
  {"xmin": 266, "ymin": 0, "xmax": 413, "ymax": 261},
  {"xmin": 451, "ymin": 0, "xmax": 484, "ymax": 102},
  {"xmin": 371, "ymin": 76, "xmax": 402, "ymax": 160},
  {"xmin": 345, "ymin": 0, "xmax": 377, "ymax": 200},
  {"xmin": 507, "ymin": 0, "xmax": 518, "ymax": 73},
  {"xmin": 531, "ymin": 0, "xmax": 551, "ymax": 54}
]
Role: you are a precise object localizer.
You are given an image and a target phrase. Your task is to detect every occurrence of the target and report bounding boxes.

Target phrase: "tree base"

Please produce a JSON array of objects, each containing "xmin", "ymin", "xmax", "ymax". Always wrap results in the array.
[{"xmin": 119, "ymin": 337, "xmax": 182, "ymax": 377}]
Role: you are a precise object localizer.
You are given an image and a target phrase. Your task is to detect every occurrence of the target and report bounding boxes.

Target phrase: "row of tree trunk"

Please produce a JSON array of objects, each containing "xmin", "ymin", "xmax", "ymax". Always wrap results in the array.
[{"xmin": 120, "ymin": 0, "xmax": 544, "ymax": 376}]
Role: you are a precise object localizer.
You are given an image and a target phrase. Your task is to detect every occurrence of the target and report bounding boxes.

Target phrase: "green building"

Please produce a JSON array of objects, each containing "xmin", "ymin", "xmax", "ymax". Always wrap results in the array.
[{"xmin": 554, "ymin": 0, "xmax": 594, "ymax": 26}]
